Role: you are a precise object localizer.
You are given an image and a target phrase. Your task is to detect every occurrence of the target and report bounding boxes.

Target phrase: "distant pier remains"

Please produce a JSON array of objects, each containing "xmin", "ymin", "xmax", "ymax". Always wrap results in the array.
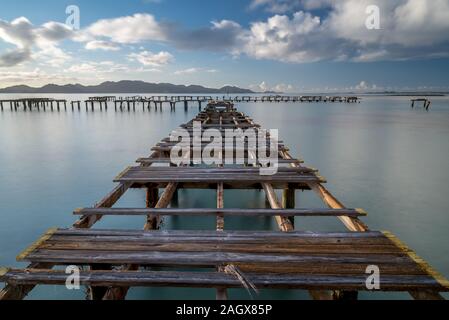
[{"xmin": 1, "ymin": 95, "xmax": 360, "ymax": 112}]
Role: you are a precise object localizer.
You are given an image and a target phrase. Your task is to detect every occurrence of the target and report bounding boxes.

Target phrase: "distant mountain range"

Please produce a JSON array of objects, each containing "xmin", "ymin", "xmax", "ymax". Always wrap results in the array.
[{"xmin": 0, "ymin": 81, "xmax": 255, "ymax": 94}]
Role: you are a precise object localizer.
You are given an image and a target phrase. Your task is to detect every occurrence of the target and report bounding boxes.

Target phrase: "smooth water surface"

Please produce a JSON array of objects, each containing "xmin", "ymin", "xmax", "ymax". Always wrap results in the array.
[{"xmin": 1, "ymin": 94, "xmax": 448, "ymax": 299}]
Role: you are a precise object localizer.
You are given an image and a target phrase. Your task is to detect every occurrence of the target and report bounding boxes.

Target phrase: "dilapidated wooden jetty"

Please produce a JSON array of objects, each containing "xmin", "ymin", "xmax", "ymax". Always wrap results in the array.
[
  {"xmin": 0, "ymin": 98, "xmax": 67, "ymax": 112},
  {"xmin": 1, "ymin": 95, "xmax": 359, "ymax": 113},
  {"xmin": 411, "ymin": 98, "xmax": 431, "ymax": 111},
  {"xmin": 1, "ymin": 101, "xmax": 447, "ymax": 300}
]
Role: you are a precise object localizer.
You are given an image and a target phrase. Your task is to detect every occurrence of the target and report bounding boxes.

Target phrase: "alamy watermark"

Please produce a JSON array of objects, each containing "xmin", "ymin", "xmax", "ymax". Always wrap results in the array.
[
  {"xmin": 65, "ymin": 265, "xmax": 80, "ymax": 290},
  {"xmin": 170, "ymin": 121, "xmax": 279, "ymax": 175},
  {"xmin": 366, "ymin": 265, "xmax": 381, "ymax": 290},
  {"xmin": 366, "ymin": 5, "xmax": 381, "ymax": 30},
  {"xmin": 65, "ymin": 5, "xmax": 80, "ymax": 30}
]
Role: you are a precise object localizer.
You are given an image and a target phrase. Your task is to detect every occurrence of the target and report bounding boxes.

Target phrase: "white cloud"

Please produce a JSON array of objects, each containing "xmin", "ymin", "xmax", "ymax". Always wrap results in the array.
[
  {"xmin": 128, "ymin": 50, "xmax": 174, "ymax": 66},
  {"xmin": 249, "ymin": 81, "xmax": 295, "ymax": 92},
  {"xmin": 3, "ymin": 2, "xmax": 449, "ymax": 71},
  {"xmin": 174, "ymin": 67, "xmax": 199, "ymax": 75},
  {"xmin": 173, "ymin": 67, "xmax": 219, "ymax": 75},
  {"xmin": 33, "ymin": 46, "xmax": 71, "ymax": 67},
  {"xmin": 352, "ymin": 81, "xmax": 379, "ymax": 91},
  {"xmin": 240, "ymin": 11, "xmax": 323, "ymax": 63},
  {"xmin": 168, "ymin": 19, "xmax": 242, "ymax": 51},
  {"xmin": 66, "ymin": 61, "xmax": 130, "ymax": 74},
  {"xmin": 85, "ymin": 13, "xmax": 165, "ymax": 44},
  {"xmin": 66, "ymin": 63, "xmax": 99, "ymax": 73},
  {"xmin": 238, "ymin": 1, "xmax": 449, "ymax": 63},
  {"xmin": 0, "ymin": 17, "xmax": 73, "ymax": 67},
  {"xmin": 85, "ymin": 40, "xmax": 120, "ymax": 51},
  {"xmin": 0, "ymin": 49, "xmax": 31, "ymax": 67},
  {"xmin": 0, "ymin": 68, "xmax": 77, "ymax": 85}
]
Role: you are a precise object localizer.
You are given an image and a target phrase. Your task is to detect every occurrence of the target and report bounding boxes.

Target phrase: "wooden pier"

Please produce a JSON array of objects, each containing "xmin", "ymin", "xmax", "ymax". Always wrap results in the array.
[
  {"xmin": 0, "ymin": 98, "xmax": 67, "ymax": 112},
  {"xmin": 1, "ymin": 101, "xmax": 447, "ymax": 300},
  {"xmin": 411, "ymin": 98, "xmax": 431, "ymax": 111},
  {"xmin": 1, "ymin": 95, "xmax": 360, "ymax": 112}
]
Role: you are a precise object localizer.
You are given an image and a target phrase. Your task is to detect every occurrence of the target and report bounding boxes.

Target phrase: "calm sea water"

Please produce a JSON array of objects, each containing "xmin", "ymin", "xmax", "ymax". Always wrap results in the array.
[{"xmin": 1, "ymin": 94, "xmax": 448, "ymax": 300}]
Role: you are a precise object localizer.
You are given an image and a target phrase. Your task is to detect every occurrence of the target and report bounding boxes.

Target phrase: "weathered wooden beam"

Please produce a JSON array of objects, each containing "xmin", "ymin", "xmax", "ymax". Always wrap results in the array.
[
  {"xmin": 308, "ymin": 182, "xmax": 368, "ymax": 232},
  {"xmin": 262, "ymin": 183, "xmax": 294, "ymax": 232},
  {"xmin": 73, "ymin": 207, "xmax": 367, "ymax": 218},
  {"xmin": 73, "ymin": 183, "xmax": 130, "ymax": 229},
  {"xmin": 3, "ymin": 269, "xmax": 445, "ymax": 291}
]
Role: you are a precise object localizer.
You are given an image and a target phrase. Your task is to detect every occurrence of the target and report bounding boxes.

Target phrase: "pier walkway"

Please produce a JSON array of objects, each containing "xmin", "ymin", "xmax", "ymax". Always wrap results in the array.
[{"xmin": 0, "ymin": 102, "xmax": 447, "ymax": 300}]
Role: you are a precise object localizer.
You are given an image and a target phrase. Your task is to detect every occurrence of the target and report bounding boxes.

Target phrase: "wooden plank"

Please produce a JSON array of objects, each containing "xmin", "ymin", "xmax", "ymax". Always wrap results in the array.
[
  {"xmin": 51, "ymin": 228, "xmax": 387, "ymax": 238},
  {"xmin": 16, "ymin": 228, "xmax": 58, "ymax": 261},
  {"xmin": 73, "ymin": 208, "xmax": 367, "ymax": 217},
  {"xmin": 2, "ymin": 269, "xmax": 446, "ymax": 292},
  {"xmin": 122, "ymin": 167, "xmax": 315, "ymax": 173},
  {"xmin": 24, "ymin": 249, "xmax": 420, "ymax": 267},
  {"xmin": 38, "ymin": 241, "xmax": 408, "ymax": 255},
  {"xmin": 383, "ymin": 231, "xmax": 449, "ymax": 294},
  {"xmin": 116, "ymin": 176, "xmax": 323, "ymax": 184},
  {"xmin": 0, "ymin": 263, "xmax": 53, "ymax": 300},
  {"xmin": 136, "ymin": 158, "xmax": 303, "ymax": 164}
]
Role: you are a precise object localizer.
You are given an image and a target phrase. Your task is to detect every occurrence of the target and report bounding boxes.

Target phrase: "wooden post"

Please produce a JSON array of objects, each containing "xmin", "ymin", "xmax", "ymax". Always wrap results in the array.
[
  {"xmin": 216, "ymin": 183, "xmax": 225, "ymax": 231},
  {"xmin": 87, "ymin": 264, "xmax": 112, "ymax": 300},
  {"xmin": 144, "ymin": 183, "xmax": 177, "ymax": 231},
  {"xmin": 146, "ymin": 186, "xmax": 159, "ymax": 208},
  {"xmin": 282, "ymin": 187, "xmax": 295, "ymax": 227},
  {"xmin": 216, "ymin": 182, "xmax": 228, "ymax": 300},
  {"xmin": 262, "ymin": 184, "xmax": 294, "ymax": 232}
]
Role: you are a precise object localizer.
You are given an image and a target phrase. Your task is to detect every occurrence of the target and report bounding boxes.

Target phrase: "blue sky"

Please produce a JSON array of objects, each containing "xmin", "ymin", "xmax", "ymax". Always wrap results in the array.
[{"xmin": 1, "ymin": 0, "xmax": 449, "ymax": 92}]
